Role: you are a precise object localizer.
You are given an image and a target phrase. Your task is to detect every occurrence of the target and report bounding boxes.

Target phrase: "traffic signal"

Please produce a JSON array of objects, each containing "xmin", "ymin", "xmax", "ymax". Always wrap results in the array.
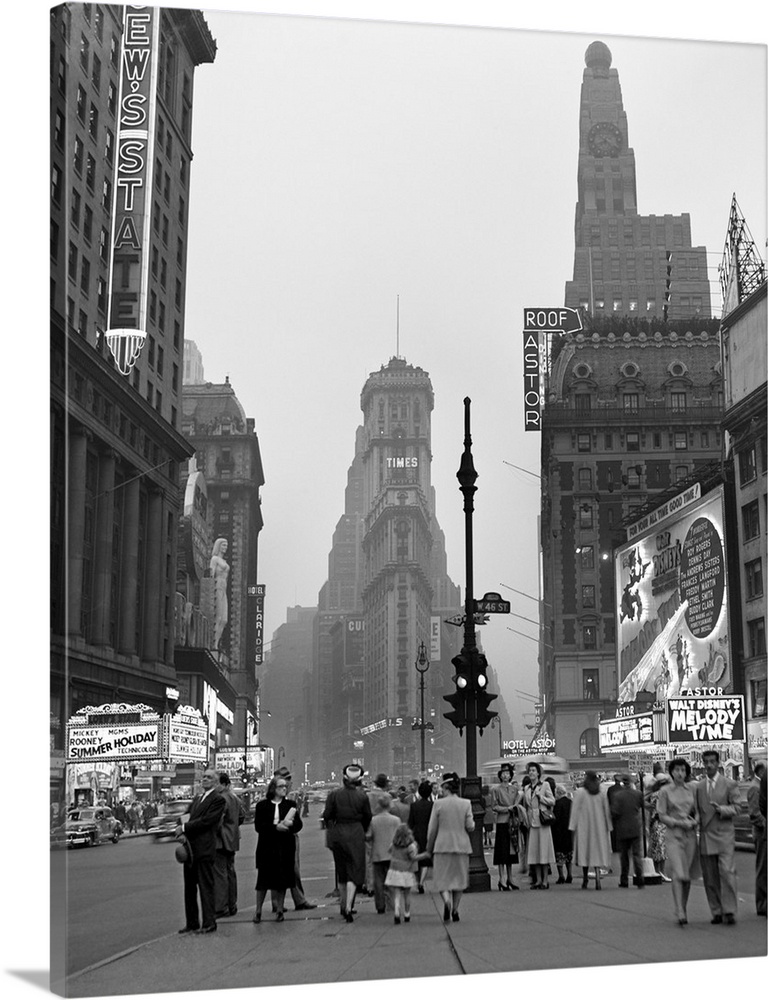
[
  {"xmin": 451, "ymin": 652, "xmax": 472, "ymax": 690},
  {"xmin": 443, "ymin": 689, "xmax": 468, "ymax": 734},
  {"xmin": 475, "ymin": 689, "xmax": 498, "ymax": 733},
  {"xmin": 474, "ymin": 651, "xmax": 489, "ymax": 690}
]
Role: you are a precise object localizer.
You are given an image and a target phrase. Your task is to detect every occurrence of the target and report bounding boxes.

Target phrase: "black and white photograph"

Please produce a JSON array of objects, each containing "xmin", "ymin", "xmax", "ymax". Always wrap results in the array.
[{"xmin": 6, "ymin": 0, "xmax": 768, "ymax": 998}]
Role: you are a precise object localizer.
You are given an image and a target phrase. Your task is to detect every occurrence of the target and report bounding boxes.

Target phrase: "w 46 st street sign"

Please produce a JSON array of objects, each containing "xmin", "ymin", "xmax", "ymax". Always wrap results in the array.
[{"xmin": 474, "ymin": 592, "xmax": 510, "ymax": 614}]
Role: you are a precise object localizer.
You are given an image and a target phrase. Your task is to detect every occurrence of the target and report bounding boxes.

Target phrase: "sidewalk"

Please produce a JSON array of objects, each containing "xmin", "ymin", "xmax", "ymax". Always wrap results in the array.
[{"xmin": 67, "ymin": 873, "xmax": 767, "ymax": 997}]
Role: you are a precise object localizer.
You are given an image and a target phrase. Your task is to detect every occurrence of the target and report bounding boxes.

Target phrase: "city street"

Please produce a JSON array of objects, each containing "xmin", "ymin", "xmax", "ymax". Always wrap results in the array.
[{"xmin": 59, "ymin": 818, "xmax": 765, "ymax": 996}]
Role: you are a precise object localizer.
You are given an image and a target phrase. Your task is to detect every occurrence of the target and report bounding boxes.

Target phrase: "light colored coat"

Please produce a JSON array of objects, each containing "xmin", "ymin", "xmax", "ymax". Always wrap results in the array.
[
  {"xmin": 426, "ymin": 794, "xmax": 474, "ymax": 855},
  {"xmin": 368, "ymin": 811, "xmax": 401, "ymax": 862},
  {"xmin": 569, "ymin": 787, "xmax": 612, "ymax": 868},
  {"xmin": 694, "ymin": 773, "xmax": 740, "ymax": 854}
]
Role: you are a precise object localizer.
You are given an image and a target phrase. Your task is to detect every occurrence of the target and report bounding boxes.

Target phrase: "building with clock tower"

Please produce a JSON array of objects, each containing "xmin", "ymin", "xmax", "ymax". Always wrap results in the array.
[{"xmin": 565, "ymin": 41, "xmax": 711, "ymax": 323}]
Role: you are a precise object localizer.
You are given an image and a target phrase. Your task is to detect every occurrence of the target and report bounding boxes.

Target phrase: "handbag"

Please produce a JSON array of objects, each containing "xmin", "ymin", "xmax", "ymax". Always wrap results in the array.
[{"xmin": 537, "ymin": 789, "xmax": 554, "ymax": 825}]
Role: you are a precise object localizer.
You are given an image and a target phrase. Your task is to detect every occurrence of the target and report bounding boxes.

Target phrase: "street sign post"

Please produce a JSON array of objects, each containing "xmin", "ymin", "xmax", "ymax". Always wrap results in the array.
[{"xmin": 474, "ymin": 592, "xmax": 511, "ymax": 614}]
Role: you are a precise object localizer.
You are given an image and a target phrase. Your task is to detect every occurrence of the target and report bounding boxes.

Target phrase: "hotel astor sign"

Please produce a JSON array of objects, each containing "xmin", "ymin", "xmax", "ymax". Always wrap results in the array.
[{"xmin": 522, "ymin": 308, "xmax": 582, "ymax": 431}]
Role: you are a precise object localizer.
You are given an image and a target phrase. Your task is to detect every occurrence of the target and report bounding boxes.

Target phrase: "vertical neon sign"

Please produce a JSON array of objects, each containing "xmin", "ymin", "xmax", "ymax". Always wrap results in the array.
[{"xmin": 105, "ymin": 5, "xmax": 158, "ymax": 375}]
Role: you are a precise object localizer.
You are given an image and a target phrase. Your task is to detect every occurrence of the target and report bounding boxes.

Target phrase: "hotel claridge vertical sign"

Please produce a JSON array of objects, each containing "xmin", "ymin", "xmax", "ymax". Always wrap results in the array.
[
  {"xmin": 105, "ymin": 6, "xmax": 159, "ymax": 375},
  {"xmin": 522, "ymin": 308, "xmax": 582, "ymax": 431}
]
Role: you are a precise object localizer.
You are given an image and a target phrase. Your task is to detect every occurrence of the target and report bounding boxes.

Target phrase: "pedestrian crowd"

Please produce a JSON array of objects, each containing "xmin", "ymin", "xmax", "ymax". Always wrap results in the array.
[{"xmin": 172, "ymin": 749, "xmax": 766, "ymax": 935}]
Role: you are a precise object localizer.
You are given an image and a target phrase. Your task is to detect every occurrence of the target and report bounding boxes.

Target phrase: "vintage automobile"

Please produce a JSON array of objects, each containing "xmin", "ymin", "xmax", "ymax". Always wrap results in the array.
[
  {"xmin": 148, "ymin": 799, "xmax": 193, "ymax": 840},
  {"xmin": 54, "ymin": 806, "xmax": 122, "ymax": 848},
  {"xmin": 734, "ymin": 779, "xmax": 757, "ymax": 852}
]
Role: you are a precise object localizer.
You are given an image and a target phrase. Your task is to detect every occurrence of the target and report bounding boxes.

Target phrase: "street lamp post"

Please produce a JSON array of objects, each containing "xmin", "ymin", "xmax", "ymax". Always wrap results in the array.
[
  {"xmin": 455, "ymin": 397, "xmax": 491, "ymax": 891},
  {"xmin": 412, "ymin": 640, "xmax": 433, "ymax": 774}
]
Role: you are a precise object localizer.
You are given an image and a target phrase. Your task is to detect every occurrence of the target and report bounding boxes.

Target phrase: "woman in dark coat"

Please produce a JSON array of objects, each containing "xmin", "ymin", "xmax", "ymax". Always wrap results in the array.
[
  {"xmin": 552, "ymin": 784, "xmax": 573, "ymax": 883},
  {"xmin": 491, "ymin": 763, "xmax": 520, "ymax": 890},
  {"xmin": 253, "ymin": 776, "xmax": 303, "ymax": 923},
  {"xmin": 323, "ymin": 764, "xmax": 372, "ymax": 922},
  {"xmin": 408, "ymin": 780, "xmax": 434, "ymax": 893}
]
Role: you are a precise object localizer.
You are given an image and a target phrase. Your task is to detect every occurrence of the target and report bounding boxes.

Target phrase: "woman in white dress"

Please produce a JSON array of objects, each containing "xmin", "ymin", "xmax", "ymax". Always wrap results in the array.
[{"xmin": 656, "ymin": 757, "xmax": 697, "ymax": 925}]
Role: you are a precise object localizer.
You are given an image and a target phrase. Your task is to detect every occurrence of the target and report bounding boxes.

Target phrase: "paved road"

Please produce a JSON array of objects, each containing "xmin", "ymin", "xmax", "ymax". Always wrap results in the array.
[{"xmin": 57, "ymin": 815, "xmax": 761, "ymax": 979}]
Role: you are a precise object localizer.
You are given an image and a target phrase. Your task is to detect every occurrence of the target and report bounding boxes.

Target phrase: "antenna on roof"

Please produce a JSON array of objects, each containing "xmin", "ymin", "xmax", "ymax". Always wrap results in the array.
[{"xmin": 396, "ymin": 295, "xmax": 400, "ymax": 359}]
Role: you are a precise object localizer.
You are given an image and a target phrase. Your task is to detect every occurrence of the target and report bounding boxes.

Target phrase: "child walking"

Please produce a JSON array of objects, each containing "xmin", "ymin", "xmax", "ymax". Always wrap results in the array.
[{"xmin": 384, "ymin": 823, "xmax": 429, "ymax": 924}]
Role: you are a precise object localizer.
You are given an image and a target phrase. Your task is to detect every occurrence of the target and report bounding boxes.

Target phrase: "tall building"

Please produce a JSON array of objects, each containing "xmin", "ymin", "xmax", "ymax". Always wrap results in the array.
[
  {"xmin": 180, "ymin": 376, "xmax": 265, "ymax": 754},
  {"xmin": 539, "ymin": 41, "xmax": 723, "ymax": 770},
  {"xmin": 565, "ymin": 41, "xmax": 711, "ymax": 324},
  {"xmin": 719, "ymin": 198, "xmax": 767, "ymax": 768},
  {"xmin": 183, "ymin": 339, "xmax": 206, "ymax": 384},
  {"xmin": 50, "ymin": 5, "xmax": 216, "ymax": 807}
]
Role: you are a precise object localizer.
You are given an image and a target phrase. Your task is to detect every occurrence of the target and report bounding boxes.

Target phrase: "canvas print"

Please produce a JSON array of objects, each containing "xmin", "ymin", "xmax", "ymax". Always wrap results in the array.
[{"xmin": 48, "ymin": 2, "xmax": 766, "ymax": 998}]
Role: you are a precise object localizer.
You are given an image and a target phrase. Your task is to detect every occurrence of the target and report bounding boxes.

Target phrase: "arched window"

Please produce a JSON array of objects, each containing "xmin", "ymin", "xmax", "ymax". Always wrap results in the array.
[{"xmin": 579, "ymin": 728, "xmax": 600, "ymax": 758}]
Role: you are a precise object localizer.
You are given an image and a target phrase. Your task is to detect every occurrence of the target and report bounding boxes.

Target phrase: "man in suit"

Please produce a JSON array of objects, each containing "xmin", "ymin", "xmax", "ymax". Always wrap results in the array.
[
  {"xmin": 610, "ymin": 772, "xmax": 645, "ymax": 888},
  {"xmin": 178, "ymin": 767, "xmax": 226, "ymax": 934},
  {"xmin": 214, "ymin": 772, "xmax": 246, "ymax": 919},
  {"xmin": 748, "ymin": 761, "xmax": 766, "ymax": 917},
  {"xmin": 694, "ymin": 749, "xmax": 740, "ymax": 925}
]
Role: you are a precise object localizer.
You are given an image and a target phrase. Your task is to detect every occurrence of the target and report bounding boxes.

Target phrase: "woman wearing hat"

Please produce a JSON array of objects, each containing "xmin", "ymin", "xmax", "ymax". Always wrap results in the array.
[
  {"xmin": 490, "ymin": 763, "xmax": 520, "ymax": 890},
  {"xmin": 425, "ymin": 772, "xmax": 475, "ymax": 922},
  {"xmin": 322, "ymin": 764, "xmax": 372, "ymax": 922},
  {"xmin": 523, "ymin": 762, "xmax": 557, "ymax": 889}
]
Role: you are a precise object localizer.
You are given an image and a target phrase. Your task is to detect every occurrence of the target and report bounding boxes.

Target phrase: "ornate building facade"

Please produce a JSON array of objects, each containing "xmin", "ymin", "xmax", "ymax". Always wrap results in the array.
[
  {"xmin": 539, "ymin": 41, "xmax": 723, "ymax": 770},
  {"xmin": 50, "ymin": 6, "xmax": 216, "ymax": 807}
]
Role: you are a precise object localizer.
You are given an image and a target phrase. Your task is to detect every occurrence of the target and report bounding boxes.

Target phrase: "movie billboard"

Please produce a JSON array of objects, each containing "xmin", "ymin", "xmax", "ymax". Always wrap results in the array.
[{"xmin": 615, "ymin": 485, "xmax": 731, "ymax": 704}]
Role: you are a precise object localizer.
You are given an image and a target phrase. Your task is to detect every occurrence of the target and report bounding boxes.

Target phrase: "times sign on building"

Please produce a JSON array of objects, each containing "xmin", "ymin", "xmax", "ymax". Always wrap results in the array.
[{"xmin": 615, "ymin": 485, "xmax": 732, "ymax": 705}]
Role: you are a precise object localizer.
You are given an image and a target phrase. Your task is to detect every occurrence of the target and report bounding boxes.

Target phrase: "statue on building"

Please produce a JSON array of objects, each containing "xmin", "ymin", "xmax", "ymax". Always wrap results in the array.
[{"xmin": 210, "ymin": 537, "xmax": 230, "ymax": 648}]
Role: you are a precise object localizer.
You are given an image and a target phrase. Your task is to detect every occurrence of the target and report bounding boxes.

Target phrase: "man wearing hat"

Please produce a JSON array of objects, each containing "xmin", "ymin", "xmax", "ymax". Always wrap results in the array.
[
  {"xmin": 610, "ymin": 771, "xmax": 645, "ymax": 888},
  {"xmin": 274, "ymin": 766, "xmax": 317, "ymax": 911},
  {"xmin": 177, "ymin": 767, "xmax": 227, "ymax": 934}
]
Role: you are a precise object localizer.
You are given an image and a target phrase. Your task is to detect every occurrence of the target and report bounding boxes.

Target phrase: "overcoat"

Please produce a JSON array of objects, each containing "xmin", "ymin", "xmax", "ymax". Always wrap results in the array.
[
  {"xmin": 569, "ymin": 787, "xmax": 612, "ymax": 868},
  {"xmin": 426, "ymin": 794, "xmax": 474, "ymax": 855},
  {"xmin": 254, "ymin": 797, "xmax": 303, "ymax": 890},
  {"xmin": 185, "ymin": 789, "xmax": 226, "ymax": 861}
]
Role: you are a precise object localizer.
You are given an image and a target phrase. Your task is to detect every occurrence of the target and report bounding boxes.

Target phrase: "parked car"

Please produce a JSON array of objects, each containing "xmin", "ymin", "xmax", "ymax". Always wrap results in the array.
[
  {"xmin": 734, "ymin": 780, "xmax": 757, "ymax": 852},
  {"xmin": 53, "ymin": 807, "xmax": 122, "ymax": 849},
  {"xmin": 148, "ymin": 799, "xmax": 193, "ymax": 840}
]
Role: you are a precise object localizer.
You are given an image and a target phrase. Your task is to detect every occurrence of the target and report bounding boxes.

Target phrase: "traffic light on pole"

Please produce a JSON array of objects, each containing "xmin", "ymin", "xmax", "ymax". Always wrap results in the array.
[
  {"xmin": 444, "ymin": 652, "xmax": 472, "ymax": 733},
  {"xmin": 475, "ymin": 689, "xmax": 498, "ymax": 733}
]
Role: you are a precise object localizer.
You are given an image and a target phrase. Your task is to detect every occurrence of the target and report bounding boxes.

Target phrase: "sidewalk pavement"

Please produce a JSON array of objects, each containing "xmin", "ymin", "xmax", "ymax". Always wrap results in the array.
[{"xmin": 68, "ymin": 870, "xmax": 766, "ymax": 997}]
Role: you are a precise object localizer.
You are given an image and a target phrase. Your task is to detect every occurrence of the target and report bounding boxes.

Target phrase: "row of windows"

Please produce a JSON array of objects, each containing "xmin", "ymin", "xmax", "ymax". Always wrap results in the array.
[
  {"xmin": 738, "ymin": 437, "xmax": 768, "ymax": 486},
  {"xmin": 576, "ymin": 430, "xmax": 711, "ymax": 453},
  {"xmin": 572, "ymin": 464, "xmax": 693, "ymax": 493}
]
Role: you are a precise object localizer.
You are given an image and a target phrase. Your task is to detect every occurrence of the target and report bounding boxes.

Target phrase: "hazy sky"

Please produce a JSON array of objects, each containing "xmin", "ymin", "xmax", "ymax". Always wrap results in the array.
[
  {"xmin": 7, "ymin": 2, "xmax": 766, "ymax": 999},
  {"xmin": 177, "ymin": 5, "xmax": 766, "ymax": 736}
]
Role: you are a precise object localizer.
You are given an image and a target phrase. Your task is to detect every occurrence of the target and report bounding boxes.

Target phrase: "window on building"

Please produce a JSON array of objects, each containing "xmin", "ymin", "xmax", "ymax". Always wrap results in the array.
[
  {"xmin": 583, "ymin": 666, "xmax": 599, "ymax": 693},
  {"xmin": 578, "ymin": 468, "xmax": 592, "ymax": 491},
  {"xmin": 57, "ymin": 54, "xmax": 67, "ymax": 93},
  {"xmin": 97, "ymin": 277, "xmax": 107, "ymax": 314},
  {"xmin": 149, "ymin": 291, "xmax": 157, "ymax": 322},
  {"xmin": 626, "ymin": 432, "xmax": 640, "ymax": 452},
  {"xmin": 752, "ymin": 678, "xmax": 767, "ymax": 718},
  {"xmin": 102, "ymin": 178, "xmax": 112, "ymax": 213},
  {"xmin": 175, "ymin": 279, "xmax": 182, "ymax": 309},
  {"xmin": 52, "ymin": 164, "xmax": 63, "ymax": 205},
  {"xmin": 626, "ymin": 465, "xmax": 641, "ymax": 488},
  {"xmin": 108, "ymin": 80, "xmax": 117, "ymax": 117},
  {"xmin": 162, "ymin": 215, "xmax": 169, "ymax": 245},
  {"xmin": 623, "ymin": 393, "xmax": 639, "ymax": 412},
  {"xmin": 80, "ymin": 33, "xmax": 89, "ymax": 71},
  {"xmin": 674, "ymin": 432, "xmax": 688, "ymax": 451},
  {"xmin": 577, "ymin": 433, "xmax": 591, "ymax": 452},
  {"xmin": 78, "ymin": 310, "xmax": 88, "ymax": 337},
  {"xmin": 104, "ymin": 128, "xmax": 114, "ymax": 164},
  {"xmin": 579, "ymin": 504, "xmax": 593, "ymax": 529},
  {"xmin": 160, "ymin": 258, "xmax": 167, "ymax": 288},
  {"xmin": 671, "ymin": 392, "xmax": 687, "ymax": 412},
  {"xmin": 595, "ymin": 298, "xmax": 605, "ymax": 310},
  {"xmin": 748, "ymin": 618, "xmax": 766, "ymax": 658},
  {"xmin": 76, "ymin": 85, "xmax": 86, "ymax": 122},
  {"xmin": 92, "ymin": 54, "xmax": 101, "ymax": 91},
  {"xmin": 653, "ymin": 432, "xmax": 662, "ymax": 449},
  {"xmin": 758, "ymin": 435, "xmax": 767, "ymax": 474},
  {"xmin": 177, "ymin": 238, "xmax": 184, "ymax": 267},
  {"xmin": 95, "ymin": 5, "xmax": 104, "ymax": 41},
  {"xmin": 83, "ymin": 205, "xmax": 93, "ymax": 243},
  {"xmin": 73, "ymin": 135, "xmax": 84, "ymax": 174},
  {"xmin": 110, "ymin": 33, "xmax": 119, "ymax": 68},
  {"xmin": 157, "ymin": 346, "xmax": 164, "ymax": 378},
  {"xmin": 99, "ymin": 227, "xmax": 109, "ymax": 263},
  {"xmin": 580, "ymin": 545, "xmax": 594, "ymax": 570},
  {"xmin": 745, "ymin": 559, "xmax": 763, "ymax": 600},
  {"xmin": 701, "ymin": 431, "xmax": 709, "ymax": 448},
  {"xmin": 80, "ymin": 258, "xmax": 90, "ymax": 295},
  {"xmin": 605, "ymin": 432, "xmax": 613, "ymax": 450},
  {"xmin": 582, "ymin": 585, "xmax": 595, "ymax": 608},
  {"xmin": 579, "ymin": 728, "xmax": 600, "ymax": 757},
  {"xmin": 743, "ymin": 500, "xmax": 760, "ymax": 541},
  {"xmin": 178, "ymin": 195, "xmax": 185, "ymax": 226},
  {"xmin": 613, "ymin": 298, "xmax": 623, "ymax": 312},
  {"xmin": 151, "ymin": 246, "xmax": 158, "ymax": 277},
  {"xmin": 739, "ymin": 445, "xmax": 758, "ymax": 486},
  {"xmin": 70, "ymin": 188, "xmax": 81, "ymax": 229},
  {"xmin": 146, "ymin": 382, "xmax": 154, "ymax": 406},
  {"xmin": 675, "ymin": 465, "xmax": 688, "ymax": 483},
  {"xmin": 68, "ymin": 242, "xmax": 78, "ymax": 281},
  {"xmin": 50, "ymin": 220, "xmax": 59, "ymax": 261},
  {"xmin": 85, "ymin": 154, "xmax": 96, "ymax": 192}
]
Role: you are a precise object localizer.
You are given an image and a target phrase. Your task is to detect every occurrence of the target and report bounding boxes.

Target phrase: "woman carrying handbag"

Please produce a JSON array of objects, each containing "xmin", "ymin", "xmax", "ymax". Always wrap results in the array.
[{"xmin": 523, "ymin": 762, "xmax": 556, "ymax": 889}]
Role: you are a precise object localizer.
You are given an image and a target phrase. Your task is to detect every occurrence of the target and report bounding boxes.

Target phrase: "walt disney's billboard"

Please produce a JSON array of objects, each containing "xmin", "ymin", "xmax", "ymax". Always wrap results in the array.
[{"xmin": 615, "ymin": 484, "xmax": 731, "ymax": 704}]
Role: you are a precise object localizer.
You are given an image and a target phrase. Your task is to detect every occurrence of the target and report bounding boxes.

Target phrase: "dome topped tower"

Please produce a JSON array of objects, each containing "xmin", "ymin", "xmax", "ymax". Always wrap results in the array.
[{"xmin": 585, "ymin": 40, "xmax": 612, "ymax": 72}]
